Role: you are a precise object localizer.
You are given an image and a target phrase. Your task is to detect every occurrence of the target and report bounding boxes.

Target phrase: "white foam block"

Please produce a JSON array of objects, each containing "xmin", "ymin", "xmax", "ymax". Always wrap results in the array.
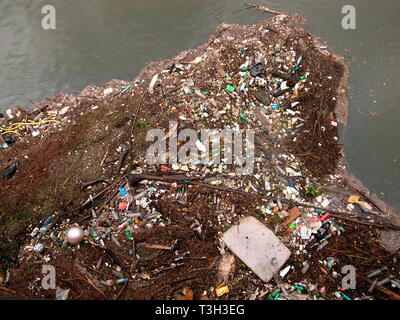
[{"xmin": 222, "ymin": 216, "xmax": 291, "ymax": 282}]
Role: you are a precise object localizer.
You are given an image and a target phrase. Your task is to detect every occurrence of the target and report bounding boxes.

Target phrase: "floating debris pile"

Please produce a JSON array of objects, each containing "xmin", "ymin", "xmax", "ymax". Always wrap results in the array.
[{"xmin": 1, "ymin": 14, "xmax": 399, "ymax": 300}]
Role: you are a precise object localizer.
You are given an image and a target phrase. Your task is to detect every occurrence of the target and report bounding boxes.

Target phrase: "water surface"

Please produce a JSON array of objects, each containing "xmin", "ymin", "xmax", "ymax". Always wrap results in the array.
[{"xmin": 0, "ymin": 0, "xmax": 399, "ymax": 210}]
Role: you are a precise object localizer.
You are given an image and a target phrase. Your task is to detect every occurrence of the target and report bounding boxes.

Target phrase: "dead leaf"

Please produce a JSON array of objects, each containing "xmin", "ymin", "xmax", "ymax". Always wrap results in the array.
[
  {"xmin": 348, "ymin": 195, "xmax": 360, "ymax": 203},
  {"xmin": 281, "ymin": 206, "xmax": 301, "ymax": 227}
]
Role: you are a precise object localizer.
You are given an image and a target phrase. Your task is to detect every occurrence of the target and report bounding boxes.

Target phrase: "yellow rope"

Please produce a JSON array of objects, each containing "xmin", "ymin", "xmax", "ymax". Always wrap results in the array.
[
  {"xmin": 0, "ymin": 119, "xmax": 60, "ymax": 136},
  {"xmin": 1, "ymin": 130, "xmax": 20, "ymax": 136}
]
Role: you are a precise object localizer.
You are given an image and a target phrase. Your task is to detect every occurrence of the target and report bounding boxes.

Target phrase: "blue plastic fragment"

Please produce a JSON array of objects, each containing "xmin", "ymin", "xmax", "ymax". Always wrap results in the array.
[
  {"xmin": 119, "ymin": 188, "xmax": 127, "ymax": 197},
  {"xmin": 42, "ymin": 216, "xmax": 53, "ymax": 227},
  {"xmin": 120, "ymin": 85, "xmax": 132, "ymax": 95}
]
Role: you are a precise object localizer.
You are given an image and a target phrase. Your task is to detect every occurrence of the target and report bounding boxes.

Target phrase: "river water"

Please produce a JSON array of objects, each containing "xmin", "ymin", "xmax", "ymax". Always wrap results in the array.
[{"xmin": 0, "ymin": 0, "xmax": 399, "ymax": 210}]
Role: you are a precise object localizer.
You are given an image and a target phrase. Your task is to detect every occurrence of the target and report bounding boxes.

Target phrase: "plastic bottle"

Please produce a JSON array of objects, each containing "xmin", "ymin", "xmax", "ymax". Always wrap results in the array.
[{"xmin": 3, "ymin": 161, "xmax": 20, "ymax": 180}]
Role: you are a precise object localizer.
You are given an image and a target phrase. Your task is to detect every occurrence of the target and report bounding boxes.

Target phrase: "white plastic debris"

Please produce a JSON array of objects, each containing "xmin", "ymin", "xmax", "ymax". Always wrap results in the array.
[
  {"xmin": 196, "ymin": 140, "xmax": 207, "ymax": 153},
  {"xmin": 103, "ymin": 88, "xmax": 113, "ymax": 95},
  {"xmin": 149, "ymin": 74, "xmax": 159, "ymax": 93},
  {"xmin": 221, "ymin": 216, "xmax": 291, "ymax": 283},
  {"xmin": 321, "ymin": 199, "xmax": 330, "ymax": 208},
  {"xmin": 56, "ymin": 287, "xmax": 70, "ymax": 300},
  {"xmin": 59, "ymin": 107, "xmax": 69, "ymax": 116},
  {"xmin": 6, "ymin": 109, "xmax": 13, "ymax": 119},
  {"xmin": 191, "ymin": 56, "xmax": 203, "ymax": 64},
  {"xmin": 279, "ymin": 265, "xmax": 291, "ymax": 278}
]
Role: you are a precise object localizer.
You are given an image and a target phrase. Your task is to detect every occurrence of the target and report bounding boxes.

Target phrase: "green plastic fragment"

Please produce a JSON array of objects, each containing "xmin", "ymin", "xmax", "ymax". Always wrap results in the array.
[
  {"xmin": 335, "ymin": 223, "xmax": 346, "ymax": 233},
  {"xmin": 124, "ymin": 231, "xmax": 134, "ymax": 240},
  {"xmin": 239, "ymin": 112, "xmax": 249, "ymax": 123},
  {"xmin": 293, "ymin": 285, "xmax": 304, "ymax": 291},
  {"xmin": 340, "ymin": 292, "xmax": 352, "ymax": 300},
  {"xmin": 240, "ymin": 67, "xmax": 250, "ymax": 72},
  {"xmin": 226, "ymin": 84, "xmax": 235, "ymax": 93},
  {"xmin": 298, "ymin": 76, "xmax": 306, "ymax": 80},
  {"xmin": 202, "ymin": 90, "xmax": 210, "ymax": 95},
  {"xmin": 289, "ymin": 223, "xmax": 297, "ymax": 230},
  {"xmin": 315, "ymin": 209, "xmax": 325, "ymax": 214},
  {"xmin": 291, "ymin": 66, "xmax": 299, "ymax": 75}
]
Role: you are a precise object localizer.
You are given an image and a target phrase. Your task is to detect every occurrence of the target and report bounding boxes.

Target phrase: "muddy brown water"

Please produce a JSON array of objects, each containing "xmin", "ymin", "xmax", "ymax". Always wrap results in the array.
[{"xmin": 0, "ymin": 0, "xmax": 399, "ymax": 210}]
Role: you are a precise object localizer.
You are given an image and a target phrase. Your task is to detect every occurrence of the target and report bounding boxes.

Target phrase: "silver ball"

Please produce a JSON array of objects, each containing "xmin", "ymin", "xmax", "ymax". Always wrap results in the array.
[
  {"xmin": 33, "ymin": 243, "xmax": 44, "ymax": 253},
  {"xmin": 67, "ymin": 227, "xmax": 84, "ymax": 245}
]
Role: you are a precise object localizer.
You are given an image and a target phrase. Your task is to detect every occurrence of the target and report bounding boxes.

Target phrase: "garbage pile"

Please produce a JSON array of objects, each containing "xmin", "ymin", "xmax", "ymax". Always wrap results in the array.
[{"xmin": 1, "ymin": 14, "xmax": 399, "ymax": 300}]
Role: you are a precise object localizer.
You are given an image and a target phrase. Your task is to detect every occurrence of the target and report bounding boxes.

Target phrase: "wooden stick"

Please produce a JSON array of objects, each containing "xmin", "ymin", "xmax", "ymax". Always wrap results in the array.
[
  {"xmin": 83, "ymin": 274, "xmax": 107, "ymax": 299},
  {"xmin": 81, "ymin": 175, "xmax": 125, "ymax": 209},
  {"xmin": 79, "ymin": 262, "xmax": 111, "ymax": 279},
  {"xmin": 0, "ymin": 286, "xmax": 16, "ymax": 294},
  {"xmin": 116, "ymin": 279, "xmax": 129, "ymax": 300},
  {"xmin": 116, "ymin": 144, "xmax": 131, "ymax": 174},
  {"xmin": 81, "ymin": 178, "xmax": 108, "ymax": 189},
  {"xmin": 376, "ymin": 285, "xmax": 400, "ymax": 300},
  {"xmin": 141, "ymin": 244, "xmax": 172, "ymax": 250},
  {"xmin": 362, "ymin": 275, "xmax": 400, "ymax": 300},
  {"xmin": 245, "ymin": 3, "xmax": 288, "ymax": 15},
  {"xmin": 86, "ymin": 238, "xmax": 129, "ymax": 273}
]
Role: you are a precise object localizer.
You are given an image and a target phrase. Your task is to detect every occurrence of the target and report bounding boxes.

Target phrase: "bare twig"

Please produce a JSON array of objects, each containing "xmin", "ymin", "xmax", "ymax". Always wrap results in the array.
[
  {"xmin": 86, "ymin": 238, "xmax": 129, "ymax": 273},
  {"xmin": 141, "ymin": 244, "xmax": 172, "ymax": 250},
  {"xmin": 82, "ymin": 178, "xmax": 108, "ymax": 189},
  {"xmin": 0, "ymin": 286, "xmax": 16, "ymax": 294},
  {"xmin": 116, "ymin": 280, "xmax": 129, "ymax": 300},
  {"xmin": 245, "ymin": 3, "xmax": 288, "ymax": 15},
  {"xmin": 83, "ymin": 274, "xmax": 107, "ymax": 299}
]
